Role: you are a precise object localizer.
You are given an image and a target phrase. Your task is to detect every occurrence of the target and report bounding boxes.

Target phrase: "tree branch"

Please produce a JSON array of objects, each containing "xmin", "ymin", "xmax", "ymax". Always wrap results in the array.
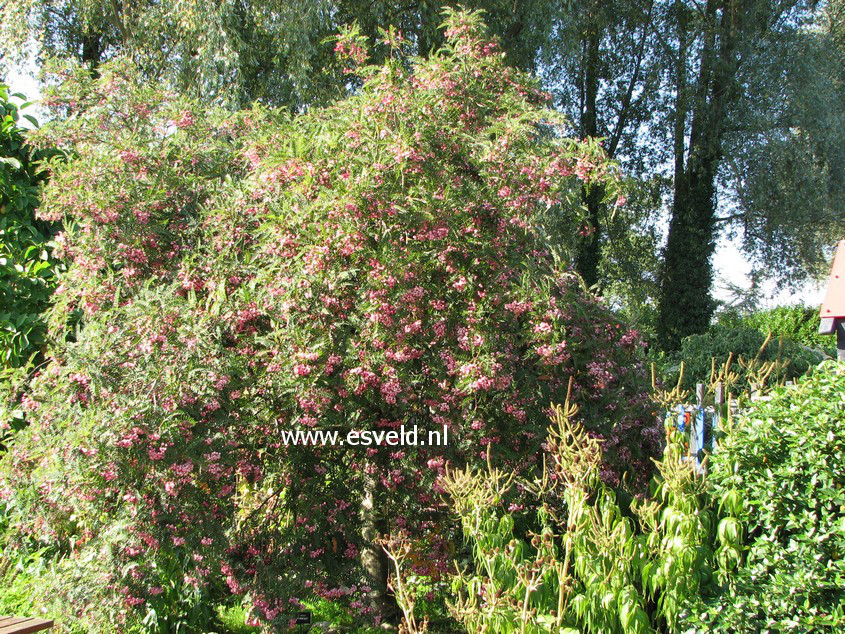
[{"xmin": 608, "ymin": 0, "xmax": 655, "ymax": 157}]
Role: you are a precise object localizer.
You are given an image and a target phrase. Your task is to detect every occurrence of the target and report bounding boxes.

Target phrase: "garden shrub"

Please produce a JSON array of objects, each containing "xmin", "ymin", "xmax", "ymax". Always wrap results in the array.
[
  {"xmin": 442, "ymin": 392, "xmax": 721, "ymax": 634},
  {"xmin": 0, "ymin": 85, "xmax": 57, "ymax": 370},
  {"xmin": 0, "ymin": 86, "xmax": 59, "ymax": 445},
  {"xmin": 0, "ymin": 11, "xmax": 661, "ymax": 631},
  {"xmin": 719, "ymin": 304, "xmax": 835, "ymax": 357},
  {"xmin": 0, "ymin": 88, "xmax": 59, "ymax": 618},
  {"xmin": 694, "ymin": 360, "xmax": 845, "ymax": 632},
  {"xmin": 659, "ymin": 324, "xmax": 824, "ymax": 397},
  {"xmin": 443, "ymin": 362, "xmax": 845, "ymax": 633}
]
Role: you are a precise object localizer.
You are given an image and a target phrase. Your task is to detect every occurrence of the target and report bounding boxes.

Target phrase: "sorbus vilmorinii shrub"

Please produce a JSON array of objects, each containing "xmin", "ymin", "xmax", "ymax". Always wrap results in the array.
[{"xmin": 0, "ymin": 11, "xmax": 661, "ymax": 631}]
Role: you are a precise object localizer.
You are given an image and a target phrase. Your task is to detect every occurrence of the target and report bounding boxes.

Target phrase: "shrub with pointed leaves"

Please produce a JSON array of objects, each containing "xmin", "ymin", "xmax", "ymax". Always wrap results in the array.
[
  {"xmin": 443, "ymin": 393, "xmax": 719, "ymax": 634},
  {"xmin": 694, "ymin": 361, "xmax": 845, "ymax": 632},
  {"xmin": 0, "ymin": 11, "xmax": 661, "ymax": 631}
]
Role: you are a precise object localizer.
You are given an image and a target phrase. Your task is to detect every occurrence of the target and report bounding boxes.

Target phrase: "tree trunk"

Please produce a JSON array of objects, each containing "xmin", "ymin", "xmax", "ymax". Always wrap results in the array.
[
  {"xmin": 81, "ymin": 32, "xmax": 102, "ymax": 75},
  {"xmin": 359, "ymin": 472, "xmax": 399, "ymax": 626},
  {"xmin": 575, "ymin": 20, "xmax": 602, "ymax": 289},
  {"xmin": 658, "ymin": 161, "xmax": 719, "ymax": 350},
  {"xmin": 576, "ymin": 184, "xmax": 604, "ymax": 289},
  {"xmin": 657, "ymin": 0, "xmax": 741, "ymax": 350}
]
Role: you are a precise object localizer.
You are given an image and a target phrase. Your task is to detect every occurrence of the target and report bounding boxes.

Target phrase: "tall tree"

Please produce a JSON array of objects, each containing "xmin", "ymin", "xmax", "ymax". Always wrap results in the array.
[
  {"xmin": 725, "ymin": 1, "xmax": 845, "ymax": 285},
  {"xmin": 0, "ymin": 0, "xmax": 553, "ymax": 109},
  {"xmin": 540, "ymin": 0, "xmax": 663, "ymax": 290},
  {"xmin": 1, "ymin": 0, "xmax": 339, "ymax": 108},
  {"xmin": 656, "ymin": 0, "xmax": 830, "ymax": 350}
]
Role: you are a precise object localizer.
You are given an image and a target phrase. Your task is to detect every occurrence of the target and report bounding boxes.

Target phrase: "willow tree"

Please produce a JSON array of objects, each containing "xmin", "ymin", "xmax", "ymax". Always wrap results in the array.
[
  {"xmin": 656, "ymin": 0, "xmax": 838, "ymax": 349},
  {"xmin": 0, "ymin": 0, "xmax": 554, "ymax": 109}
]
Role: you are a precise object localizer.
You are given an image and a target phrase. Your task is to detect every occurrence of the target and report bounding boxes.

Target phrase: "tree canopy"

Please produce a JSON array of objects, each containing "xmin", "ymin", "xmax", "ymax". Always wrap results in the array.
[
  {"xmin": 2, "ymin": 1, "xmax": 844, "ymax": 346},
  {"xmin": 0, "ymin": 0, "xmax": 551, "ymax": 109}
]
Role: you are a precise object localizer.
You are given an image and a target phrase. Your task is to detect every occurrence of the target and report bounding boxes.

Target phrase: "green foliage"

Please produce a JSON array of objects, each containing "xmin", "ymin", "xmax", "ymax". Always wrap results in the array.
[
  {"xmin": 1, "ymin": 0, "xmax": 341, "ymax": 109},
  {"xmin": 214, "ymin": 605, "xmax": 259, "ymax": 634},
  {"xmin": 538, "ymin": 0, "xmax": 666, "ymax": 294},
  {"xmin": 0, "ymin": 514, "xmax": 87, "ymax": 634},
  {"xmin": 443, "ymin": 395, "xmax": 720, "ymax": 633},
  {"xmin": 3, "ymin": 0, "xmax": 843, "ymax": 345},
  {"xmin": 0, "ymin": 13, "xmax": 660, "ymax": 631},
  {"xmin": 719, "ymin": 304, "xmax": 835, "ymax": 357},
  {"xmin": 694, "ymin": 361, "xmax": 845, "ymax": 631},
  {"xmin": 0, "ymin": 549, "xmax": 60, "ymax": 625},
  {"xmin": 0, "ymin": 85, "xmax": 57, "ymax": 370},
  {"xmin": 444, "ymin": 363, "xmax": 845, "ymax": 632},
  {"xmin": 599, "ymin": 176, "xmax": 664, "ymax": 341},
  {"xmin": 726, "ymin": 8, "xmax": 845, "ymax": 284},
  {"xmin": 655, "ymin": 0, "xmax": 839, "ymax": 350},
  {"xmin": 0, "ymin": 363, "xmax": 32, "ymax": 440},
  {"xmin": 658, "ymin": 325, "xmax": 824, "ymax": 397},
  {"xmin": 0, "ymin": 0, "xmax": 555, "ymax": 109}
]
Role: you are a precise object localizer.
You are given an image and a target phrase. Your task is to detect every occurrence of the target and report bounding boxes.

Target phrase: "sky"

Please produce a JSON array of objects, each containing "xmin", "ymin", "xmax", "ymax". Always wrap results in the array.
[
  {"xmin": 712, "ymin": 238, "xmax": 825, "ymax": 308},
  {"xmin": 3, "ymin": 65, "xmax": 830, "ymax": 313}
]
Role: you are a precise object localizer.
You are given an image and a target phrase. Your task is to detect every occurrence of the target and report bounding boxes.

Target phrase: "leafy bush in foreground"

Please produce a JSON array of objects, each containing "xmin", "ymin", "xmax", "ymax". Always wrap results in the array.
[
  {"xmin": 0, "ymin": 85, "xmax": 57, "ymax": 371},
  {"xmin": 441, "ymin": 394, "xmax": 720, "ymax": 634},
  {"xmin": 695, "ymin": 361, "xmax": 845, "ymax": 632},
  {"xmin": 439, "ymin": 362, "xmax": 845, "ymax": 633}
]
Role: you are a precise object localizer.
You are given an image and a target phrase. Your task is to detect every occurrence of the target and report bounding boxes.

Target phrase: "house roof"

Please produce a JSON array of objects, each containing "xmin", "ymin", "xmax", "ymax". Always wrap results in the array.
[{"xmin": 821, "ymin": 240, "xmax": 845, "ymax": 319}]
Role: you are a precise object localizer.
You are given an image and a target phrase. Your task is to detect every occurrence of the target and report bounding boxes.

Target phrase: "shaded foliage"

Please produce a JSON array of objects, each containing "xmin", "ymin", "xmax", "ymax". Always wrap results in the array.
[
  {"xmin": 658, "ymin": 325, "xmax": 824, "ymax": 395},
  {"xmin": 718, "ymin": 304, "xmax": 835, "ymax": 357},
  {"xmin": 0, "ymin": 86, "xmax": 56, "ymax": 370},
  {"xmin": 443, "ymin": 395, "xmax": 720, "ymax": 633}
]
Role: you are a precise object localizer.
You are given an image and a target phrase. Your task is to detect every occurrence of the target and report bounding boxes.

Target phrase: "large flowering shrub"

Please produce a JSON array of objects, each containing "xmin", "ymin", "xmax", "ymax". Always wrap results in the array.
[{"xmin": 0, "ymin": 11, "xmax": 661, "ymax": 631}]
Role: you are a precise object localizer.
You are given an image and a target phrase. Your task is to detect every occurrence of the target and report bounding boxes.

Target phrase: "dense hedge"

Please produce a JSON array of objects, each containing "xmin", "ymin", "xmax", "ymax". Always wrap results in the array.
[
  {"xmin": 694, "ymin": 361, "xmax": 845, "ymax": 631},
  {"xmin": 719, "ymin": 305, "xmax": 835, "ymax": 357},
  {"xmin": 657, "ymin": 324, "xmax": 824, "ymax": 396}
]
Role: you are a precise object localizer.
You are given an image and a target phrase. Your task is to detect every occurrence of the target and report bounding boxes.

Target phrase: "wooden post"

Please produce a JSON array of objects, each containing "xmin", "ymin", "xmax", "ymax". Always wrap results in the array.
[
  {"xmin": 714, "ymin": 382, "xmax": 724, "ymax": 428},
  {"xmin": 692, "ymin": 384, "xmax": 705, "ymax": 463}
]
